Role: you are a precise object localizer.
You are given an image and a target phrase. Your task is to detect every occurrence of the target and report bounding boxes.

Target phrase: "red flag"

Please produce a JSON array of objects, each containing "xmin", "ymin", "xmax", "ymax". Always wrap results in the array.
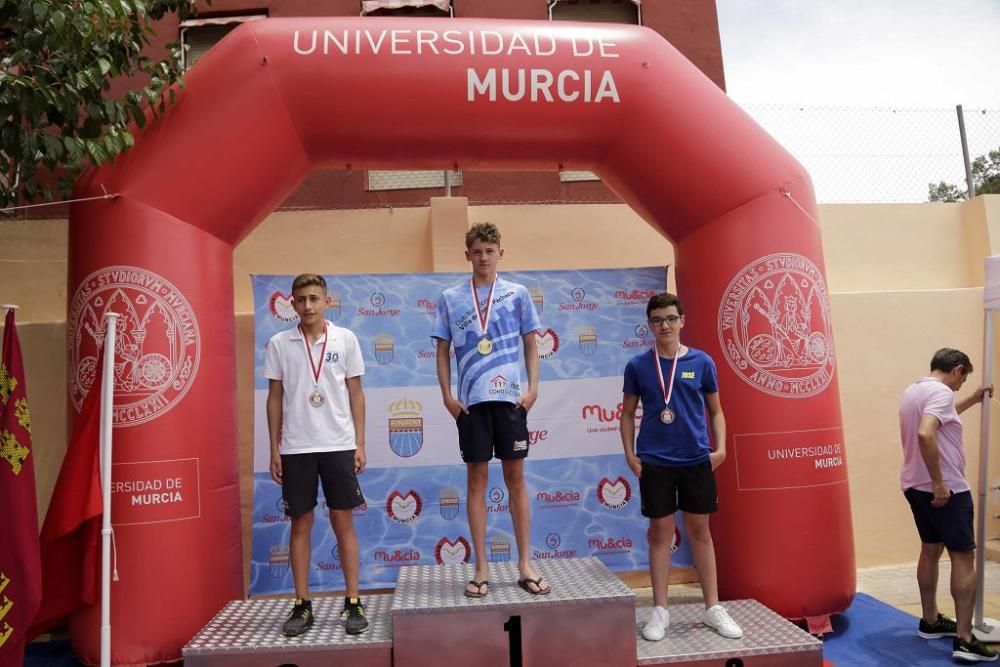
[
  {"xmin": 0, "ymin": 309, "xmax": 42, "ymax": 667},
  {"xmin": 27, "ymin": 344, "xmax": 105, "ymax": 639}
]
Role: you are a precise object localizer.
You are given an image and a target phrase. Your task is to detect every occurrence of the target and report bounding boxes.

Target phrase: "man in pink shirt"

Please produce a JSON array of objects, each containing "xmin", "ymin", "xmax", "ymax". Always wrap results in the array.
[{"xmin": 899, "ymin": 348, "xmax": 995, "ymax": 662}]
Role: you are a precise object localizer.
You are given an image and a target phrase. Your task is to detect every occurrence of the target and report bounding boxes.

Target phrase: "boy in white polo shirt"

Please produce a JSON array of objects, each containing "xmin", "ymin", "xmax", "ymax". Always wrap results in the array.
[{"xmin": 265, "ymin": 273, "xmax": 368, "ymax": 637}]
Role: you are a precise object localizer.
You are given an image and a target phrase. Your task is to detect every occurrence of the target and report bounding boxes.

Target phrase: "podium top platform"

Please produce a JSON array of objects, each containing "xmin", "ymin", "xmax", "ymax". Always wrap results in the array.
[{"xmin": 391, "ymin": 556, "xmax": 634, "ymax": 616}]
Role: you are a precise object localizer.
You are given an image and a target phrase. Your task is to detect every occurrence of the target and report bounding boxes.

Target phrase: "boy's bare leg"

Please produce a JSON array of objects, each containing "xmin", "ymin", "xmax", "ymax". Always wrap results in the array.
[
  {"xmin": 684, "ymin": 513, "xmax": 719, "ymax": 608},
  {"xmin": 290, "ymin": 510, "xmax": 315, "ymax": 599},
  {"xmin": 467, "ymin": 462, "xmax": 490, "ymax": 591},
  {"xmin": 502, "ymin": 458, "xmax": 548, "ymax": 591},
  {"xmin": 649, "ymin": 514, "xmax": 676, "ymax": 608},
  {"xmin": 330, "ymin": 508, "xmax": 360, "ymax": 598}
]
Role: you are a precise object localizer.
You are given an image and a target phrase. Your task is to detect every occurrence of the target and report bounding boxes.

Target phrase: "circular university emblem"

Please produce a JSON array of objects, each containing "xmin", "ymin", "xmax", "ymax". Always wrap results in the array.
[
  {"xmin": 69, "ymin": 266, "xmax": 201, "ymax": 426},
  {"xmin": 718, "ymin": 253, "xmax": 835, "ymax": 399}
]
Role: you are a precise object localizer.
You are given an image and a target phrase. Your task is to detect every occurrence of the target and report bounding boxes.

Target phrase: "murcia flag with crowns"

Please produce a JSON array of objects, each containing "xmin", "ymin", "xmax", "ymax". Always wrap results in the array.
[{"xmin": 0, "ymin": 309, "xmax": 42, "ymax": 667}]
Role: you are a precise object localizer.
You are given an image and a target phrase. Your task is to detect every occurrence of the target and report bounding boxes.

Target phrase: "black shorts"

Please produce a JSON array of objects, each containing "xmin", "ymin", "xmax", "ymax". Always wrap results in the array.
[
  {"xmin": 456, "ymin": 401, "xmax": 530, "ymax": 463},
  {"xmin": 639, "ymin": 460, "xmax": 718, "ymax": 518},
  {"xmin": 903, "ymin": 488, "xmax": 975, "ymax": 552},
  {"xmin": 281, "ymin": 450, "xmax": 364, "ymax": 518}
]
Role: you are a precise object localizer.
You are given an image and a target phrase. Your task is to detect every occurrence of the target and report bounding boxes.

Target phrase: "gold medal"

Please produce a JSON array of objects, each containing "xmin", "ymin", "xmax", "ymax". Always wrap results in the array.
[{"xmin": 471, "ymin": 276, "xmax": 497, "ymax": 356}]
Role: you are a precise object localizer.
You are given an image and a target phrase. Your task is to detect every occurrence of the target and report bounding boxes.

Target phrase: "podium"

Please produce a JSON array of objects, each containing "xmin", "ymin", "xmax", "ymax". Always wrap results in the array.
[
  {"xmin": 392, "ymin": 557, "xmax": 637, "ymax": 667},
  {"xmin": 183, "ymin": 557, "xmax": 822, "ymax": 666},
  {"xmin": 182, "ymin": 594, "xmax": 393, "ymax": 667}
]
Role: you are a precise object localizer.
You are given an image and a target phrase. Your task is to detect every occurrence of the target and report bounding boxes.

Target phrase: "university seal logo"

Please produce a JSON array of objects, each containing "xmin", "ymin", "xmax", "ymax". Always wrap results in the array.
[
  {"xmin": 718, "ymin": 253, "xmax": 835, "ymax": 398},
  {"xmin": 69, "ymin": 266, "xmax": 200, "ymax": 427}
]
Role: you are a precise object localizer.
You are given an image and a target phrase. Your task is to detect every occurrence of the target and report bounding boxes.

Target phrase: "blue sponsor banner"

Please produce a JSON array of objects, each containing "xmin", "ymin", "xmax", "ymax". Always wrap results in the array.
[{"xmin": 249, "ymin": 267, "xmax": 697, "ymax": 596}]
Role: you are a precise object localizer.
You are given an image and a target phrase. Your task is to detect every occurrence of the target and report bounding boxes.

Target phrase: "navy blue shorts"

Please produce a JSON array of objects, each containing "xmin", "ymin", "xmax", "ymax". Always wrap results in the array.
[
  {"xmin": 281, "ymin": 450, "xmax": 364, "ymax": 517},
  {"xmin": 903, "ymin": 488, "xmax": 975, "ymax": 552},
  {"xmin": 639, "ymin": 460, "xmax": 718, "ymax": 518},
  {"xmin": 456, "ymin": 401, "xmax": 529, "ymax": 463}
]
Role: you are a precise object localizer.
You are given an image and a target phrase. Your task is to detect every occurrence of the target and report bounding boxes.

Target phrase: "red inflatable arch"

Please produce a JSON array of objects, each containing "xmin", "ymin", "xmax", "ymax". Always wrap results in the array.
[{"xmin": 67, "ymin": 17, "xmax": 854, "ymax": 664}]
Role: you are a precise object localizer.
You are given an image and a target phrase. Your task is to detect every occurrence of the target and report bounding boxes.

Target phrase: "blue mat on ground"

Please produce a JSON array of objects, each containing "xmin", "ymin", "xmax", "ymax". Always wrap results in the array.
[
  {"xmin": 24, "ymin": 639, "xmax": 85, "ymax": 667},
  {"xmin": 824, "ymin": 592, "xmax": 961, "ymax": 666}
]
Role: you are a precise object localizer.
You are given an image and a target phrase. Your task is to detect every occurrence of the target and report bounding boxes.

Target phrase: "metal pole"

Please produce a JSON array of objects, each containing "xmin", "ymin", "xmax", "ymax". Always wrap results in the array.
[
  {"xmin": 975, "ymin": 311, "xmax": 991, "ymax": 627},
  {"xmin": 100, "ymin": 313, "xmax": 119, "ymax": 667},
  {"xmin": 957, "ymin": 104, "xmax": 976, "ymax": 198},
  {"xmin": 444, "ymin": 170, "xmax": 452, "ymax": 197}
]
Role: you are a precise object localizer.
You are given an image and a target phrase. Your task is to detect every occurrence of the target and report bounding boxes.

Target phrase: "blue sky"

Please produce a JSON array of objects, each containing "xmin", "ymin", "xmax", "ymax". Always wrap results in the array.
[{"xmin": 717, "ymin": 0, "xmax": 1000, "ymax": 107}]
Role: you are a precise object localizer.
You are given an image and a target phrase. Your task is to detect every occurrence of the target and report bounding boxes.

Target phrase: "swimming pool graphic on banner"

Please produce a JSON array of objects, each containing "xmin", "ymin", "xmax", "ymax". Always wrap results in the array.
[{"xmin": 249, "ymin": 267, "xmax": 676, "ymax": 594}]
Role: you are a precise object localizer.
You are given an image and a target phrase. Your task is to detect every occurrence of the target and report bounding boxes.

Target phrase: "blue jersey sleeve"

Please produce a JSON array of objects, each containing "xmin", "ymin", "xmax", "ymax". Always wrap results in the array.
[
  {"xmin": 623, "ymin": 359, "xmax": 640, "ymax": 396},
  {"xmin": 431, "ymin": 293, "xmax": 451, "ymax": 341},
  {"xmin": 518, "ymin": 285, "xmax": 542, "ymax": 335},
  {"xmin": 701, "ymin": 354, "xmax": 719, "ymax": 393}
]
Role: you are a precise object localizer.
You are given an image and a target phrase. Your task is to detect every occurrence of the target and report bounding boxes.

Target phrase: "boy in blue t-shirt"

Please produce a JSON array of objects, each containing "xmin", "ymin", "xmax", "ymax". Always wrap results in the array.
[
  {"xmin": 621, "ymin": 292, "xmax": 743, "ymax": 641},
  {"xmin": 431, "ymin": 222, "xmax": 549, "ymax": 598}
]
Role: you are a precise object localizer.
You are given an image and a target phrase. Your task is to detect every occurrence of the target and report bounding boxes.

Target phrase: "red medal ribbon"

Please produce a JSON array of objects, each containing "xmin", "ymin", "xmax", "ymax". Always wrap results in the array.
[
  {"xmin": 653, "ymin": 346, "xmax": 680, "ymax": 411},
  {"xmin": 470, "ymin": 275, "xmax": 497, "ymax": 337},
  {"xmin": 300, "ymin": 323, "xmax": 328, "ymax": 386}
]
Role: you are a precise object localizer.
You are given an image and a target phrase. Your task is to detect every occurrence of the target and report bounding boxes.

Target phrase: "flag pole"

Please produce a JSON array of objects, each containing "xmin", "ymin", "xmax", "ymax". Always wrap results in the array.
[
  {"xmin": 975, "ymin": 259, "xmax": 1000, "ymax": 642},
  {"xmin": 100, "ymin": 313, "xmax": 119, "ymax": 667}
]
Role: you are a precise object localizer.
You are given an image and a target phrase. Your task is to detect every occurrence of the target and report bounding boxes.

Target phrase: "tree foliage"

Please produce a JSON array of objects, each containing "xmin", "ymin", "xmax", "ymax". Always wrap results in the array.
[
  {"xmin": 928, "ymin": 147, "xmax": 1000, "ymax": 202},
  {"xmin": 0, "ymin": 0, "xmax": 202, "ymax": 209}
]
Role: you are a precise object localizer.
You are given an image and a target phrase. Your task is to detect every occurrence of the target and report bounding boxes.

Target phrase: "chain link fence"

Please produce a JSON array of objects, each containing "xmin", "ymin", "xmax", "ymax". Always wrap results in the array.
[
  {"xmin": 742, "ymin": 105, "xmax": 1000, "ymax": 203},
  {"xmin": 9, "ymin": 105, "xmax": 999, "ymax": 219},
  {"xmin": 276, "ymin": 104, "xmax": 1000, "ymax": 210}
]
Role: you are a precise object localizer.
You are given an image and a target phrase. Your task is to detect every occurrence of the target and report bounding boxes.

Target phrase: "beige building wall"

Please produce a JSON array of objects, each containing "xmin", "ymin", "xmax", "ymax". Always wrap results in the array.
[{"xmin": 3, "ymin": 197, "xmax": 999, "ymax": 575}]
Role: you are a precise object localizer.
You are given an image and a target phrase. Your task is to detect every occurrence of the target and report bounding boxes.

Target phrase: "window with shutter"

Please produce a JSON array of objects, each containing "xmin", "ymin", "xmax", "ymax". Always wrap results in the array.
[
  {"xmin": 180, "ymin": 15, "xmax": 267, "ymax": 70},
  {"xmin": 549, "ymin": 0, "xmax": 640, "ymax": 25}
]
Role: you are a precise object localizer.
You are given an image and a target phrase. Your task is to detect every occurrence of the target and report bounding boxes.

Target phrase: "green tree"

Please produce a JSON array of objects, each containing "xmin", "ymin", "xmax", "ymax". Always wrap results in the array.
[
  {"xmin": 928, "ymin": 147, "xmax": 1000, "ymax": 202},
  {"xmin": 0, "ymin": 0, "xmax": 203, "ymax": 209}
]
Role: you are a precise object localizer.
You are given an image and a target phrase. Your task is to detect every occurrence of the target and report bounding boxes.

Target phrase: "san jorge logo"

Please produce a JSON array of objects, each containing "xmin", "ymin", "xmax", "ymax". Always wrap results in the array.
[
  {"xmin": 718, "ymin": 252, "xmax": 835, "ymax": 399},
  {"xmin": 596, "ymin": 476, "xmax": 632, "ymax": 510},
  {"xmin": 69, "ymin": 265, "xmax": 200, "ymax": 427}
]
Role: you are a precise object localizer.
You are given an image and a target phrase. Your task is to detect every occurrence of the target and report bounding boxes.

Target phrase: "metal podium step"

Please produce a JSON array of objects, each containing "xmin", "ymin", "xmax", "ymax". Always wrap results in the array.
[
  {"xmin": 390, "ymin": 556, "xmax": 638, "ymax": 667},
  {"xmin": 635, "ymin": 600, "xmax": 824, "ymax": 666},
  {"xmin": 181, "ymin": 593, "xmax": 393, "ymax": 667}
]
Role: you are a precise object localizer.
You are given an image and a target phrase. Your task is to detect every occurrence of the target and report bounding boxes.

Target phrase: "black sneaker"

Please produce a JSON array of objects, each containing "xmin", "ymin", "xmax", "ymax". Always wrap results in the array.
[
  {"xmin": 282, "ymin": 598, "xmax": 314, "ymax": 637},
  {"xmin": 919, "ymin": 613, "xmax": 958, "ymax": 639},
  {"xmin": 342, "ymin": 597, "xmax": 369, "ymax": 635},
  {"xmin": 953, "ymin": 636, "xmax": 998, "ymax": 662}
]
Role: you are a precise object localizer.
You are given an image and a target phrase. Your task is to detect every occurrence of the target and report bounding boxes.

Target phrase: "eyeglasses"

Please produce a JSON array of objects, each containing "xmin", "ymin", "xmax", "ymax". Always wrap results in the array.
[{"xmin": 649, "ymin": 315, "xmax": 682, "ymax": 327}]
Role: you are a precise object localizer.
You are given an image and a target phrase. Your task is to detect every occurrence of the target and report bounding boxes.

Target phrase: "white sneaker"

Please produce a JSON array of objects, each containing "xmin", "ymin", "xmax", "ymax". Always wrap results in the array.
[
  {"xmin": 642, "ymin": 605, "xmax": 670, "ymax": 641},
  {"xmin": 704, "ymin": 604, "xmax": 743, "ymax": 639}
]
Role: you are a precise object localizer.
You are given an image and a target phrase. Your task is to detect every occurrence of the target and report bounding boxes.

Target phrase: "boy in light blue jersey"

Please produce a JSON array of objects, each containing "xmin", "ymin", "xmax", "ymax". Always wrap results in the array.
[{"xmin": 432, "ymin": 222, "xmax": 549, "ymax": 598}]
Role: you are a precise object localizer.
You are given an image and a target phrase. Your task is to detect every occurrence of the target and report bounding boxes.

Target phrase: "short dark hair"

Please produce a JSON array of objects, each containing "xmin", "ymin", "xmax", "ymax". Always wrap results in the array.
[
  {"xmin": 646, "ymin": 292, "xmax": 683, "ymax": 318},
  {"xmin": 930, "ymin": 348, "xmax": 972, "ymax": 375},
  {"xmin": 466, "ymin": 222, "xmax": 501, "ymax": 248},
  {"xmin": 291, "ymin": 273, "xmax": 327, "ymax": 293}
]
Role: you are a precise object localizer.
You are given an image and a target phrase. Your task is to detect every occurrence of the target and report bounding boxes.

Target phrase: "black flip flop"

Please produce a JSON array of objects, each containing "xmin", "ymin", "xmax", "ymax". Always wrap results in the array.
[
  {"xmin": 517, "ymin": 577, "xmax": 551, "ymax": 596},
  {"xmin": 464, "ymin": 579, "xmax": 489, "ymax": 598}
]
